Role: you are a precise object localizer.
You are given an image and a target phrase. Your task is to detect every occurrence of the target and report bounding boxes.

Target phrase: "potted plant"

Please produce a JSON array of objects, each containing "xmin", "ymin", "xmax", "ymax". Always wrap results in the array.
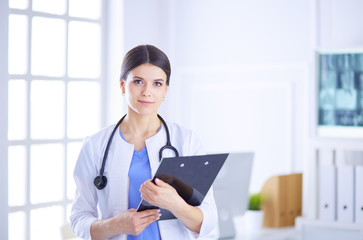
[
  {"xmin": 244, "ymin": 193, "xmax": 265, "ymax": 232},
  {"xmin": 248, "ymin": 192, "xmax": 264, "ymax": 211}
]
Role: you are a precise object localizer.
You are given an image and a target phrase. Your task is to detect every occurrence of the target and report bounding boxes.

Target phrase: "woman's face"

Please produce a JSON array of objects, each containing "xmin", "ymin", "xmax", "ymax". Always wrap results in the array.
[{"xmin": 120, "ymin": 63, "xmax": 168, "ymax": 116}]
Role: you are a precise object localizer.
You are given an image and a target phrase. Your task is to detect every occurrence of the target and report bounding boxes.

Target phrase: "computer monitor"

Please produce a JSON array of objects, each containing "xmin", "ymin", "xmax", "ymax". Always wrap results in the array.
[{"xmin": 213, "ymin": 152, "xmax": 254, "ymax": 239}]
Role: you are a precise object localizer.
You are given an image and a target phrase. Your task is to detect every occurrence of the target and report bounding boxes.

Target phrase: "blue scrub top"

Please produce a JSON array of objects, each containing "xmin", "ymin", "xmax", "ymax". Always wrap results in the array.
[{"xmin": 119, "ymin": 129, "xmax": 161, "ymax": 240}]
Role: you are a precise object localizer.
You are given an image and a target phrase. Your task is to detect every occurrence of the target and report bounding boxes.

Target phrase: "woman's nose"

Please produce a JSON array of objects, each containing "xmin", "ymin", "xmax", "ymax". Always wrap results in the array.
[{"xmin": 141, "ymin": 83, "xmax": 151, "ymax": 96}]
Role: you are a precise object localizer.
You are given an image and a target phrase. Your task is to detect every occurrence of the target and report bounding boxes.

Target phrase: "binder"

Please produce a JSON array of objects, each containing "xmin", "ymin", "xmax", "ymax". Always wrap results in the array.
[
  {"xmin": 355, "ymin": 166, "xmax": 363, "ymax": 223},
  {"xmin": 318, "ymin": 165, "xmax": 336, "ymax": 221},
  {"xmin": 336, "ymin": 165, "xmax": 355, "ymax": 223}
]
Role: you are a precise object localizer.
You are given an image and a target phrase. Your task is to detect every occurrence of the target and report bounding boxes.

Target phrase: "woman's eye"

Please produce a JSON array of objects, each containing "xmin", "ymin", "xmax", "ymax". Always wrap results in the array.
[
  {"xmin": 154, "ymin": 82, "xmax": 163, "ymax": 87},
  {"xmin": 133, "ymin": 80, "xmax": 143, "ymax": 85}
]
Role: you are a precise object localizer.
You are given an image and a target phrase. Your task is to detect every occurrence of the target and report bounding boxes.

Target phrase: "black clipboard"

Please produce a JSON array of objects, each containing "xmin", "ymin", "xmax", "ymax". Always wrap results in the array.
[{"xmin": 137, "ymin": 153, "xmax": 229, "ymax": 220}]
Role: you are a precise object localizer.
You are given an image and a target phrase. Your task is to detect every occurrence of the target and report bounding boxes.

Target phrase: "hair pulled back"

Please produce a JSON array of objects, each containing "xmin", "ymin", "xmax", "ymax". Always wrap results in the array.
[{"xmin": 120, "ymin": 45, "xmax": 171, "ymax": 86}]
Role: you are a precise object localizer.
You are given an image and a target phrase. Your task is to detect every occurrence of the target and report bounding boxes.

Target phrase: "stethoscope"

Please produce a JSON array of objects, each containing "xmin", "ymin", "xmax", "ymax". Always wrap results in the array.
[{"xmin": 94, "ymin": 114, "xmax": 179, "ymax": 190}]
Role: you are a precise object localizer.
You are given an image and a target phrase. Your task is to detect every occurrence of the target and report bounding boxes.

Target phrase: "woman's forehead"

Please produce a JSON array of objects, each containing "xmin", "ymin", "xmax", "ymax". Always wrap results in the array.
[{"xmin": 128, "ymin": 64, "xmax": 167, "ymax": 80}]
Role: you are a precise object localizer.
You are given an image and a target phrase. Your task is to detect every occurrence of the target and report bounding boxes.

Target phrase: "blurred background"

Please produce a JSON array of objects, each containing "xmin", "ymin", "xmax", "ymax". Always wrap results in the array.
[{"xmin": 1, "ymin": 0, "xmax": 363, "ymax": 239}]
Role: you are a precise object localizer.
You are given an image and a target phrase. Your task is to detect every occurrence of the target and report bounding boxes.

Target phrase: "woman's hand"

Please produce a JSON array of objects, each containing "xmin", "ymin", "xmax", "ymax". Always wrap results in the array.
[
  {"xmin": 140, "ymin": 178, "xmax": 203, "ymax": 233},
  {"xmin": 113, "ymin": 208, "xmax": 160, "ymax": 235},
  {"xmin": 90, "ymin": 208, "xmax": 160, "ymax": 240},
  {"xmin": 140, "ymin": 178, "xmax": 185, "ymax": 211}
]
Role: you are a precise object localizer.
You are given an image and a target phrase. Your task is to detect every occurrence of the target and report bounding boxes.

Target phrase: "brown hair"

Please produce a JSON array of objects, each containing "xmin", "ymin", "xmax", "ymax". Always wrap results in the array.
[{"xmin": 120, "ymin": 45, "xmax": 171, "ymax": 85}]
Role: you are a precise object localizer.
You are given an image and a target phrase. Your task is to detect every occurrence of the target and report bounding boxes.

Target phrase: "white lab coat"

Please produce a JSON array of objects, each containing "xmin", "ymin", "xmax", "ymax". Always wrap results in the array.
[{"xmin": 70, "ymin": 121, "xmax": 218, "ymax": 240}]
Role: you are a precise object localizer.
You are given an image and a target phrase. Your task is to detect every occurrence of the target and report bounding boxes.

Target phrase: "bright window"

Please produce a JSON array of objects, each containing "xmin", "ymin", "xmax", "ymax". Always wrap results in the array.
[{"xmin": 7, "ymin": 0, "xmax": 104, "ymax": 239}]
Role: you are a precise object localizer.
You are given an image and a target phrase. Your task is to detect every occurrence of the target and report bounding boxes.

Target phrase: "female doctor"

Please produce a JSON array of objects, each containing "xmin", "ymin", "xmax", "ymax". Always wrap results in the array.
[{"xmin": 70, "ymin": 45, "xmax": 218, "ymax": 240}]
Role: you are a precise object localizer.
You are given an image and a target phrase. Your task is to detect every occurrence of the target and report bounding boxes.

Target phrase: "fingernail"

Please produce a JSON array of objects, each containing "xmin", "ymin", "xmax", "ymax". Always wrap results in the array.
[
  {"xmin": 157, "ymin": 209, "xmax": 161, "ymax": 213},
  {"xmin": 158, "ymin": 213, "xmax": 162, "ymax": 217}
]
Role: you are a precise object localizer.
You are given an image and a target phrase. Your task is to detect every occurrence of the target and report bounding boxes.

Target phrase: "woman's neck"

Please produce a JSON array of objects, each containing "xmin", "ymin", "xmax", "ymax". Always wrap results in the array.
[{"xmin": 120, "ymin": 111, "xmax": 161, "ymax": 139}]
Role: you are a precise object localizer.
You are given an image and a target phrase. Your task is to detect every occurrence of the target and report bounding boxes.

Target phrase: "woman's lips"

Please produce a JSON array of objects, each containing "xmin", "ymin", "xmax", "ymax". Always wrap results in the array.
[{"xmin": 138, "ymin": 100, "xmax": 154, "ymax": 105}]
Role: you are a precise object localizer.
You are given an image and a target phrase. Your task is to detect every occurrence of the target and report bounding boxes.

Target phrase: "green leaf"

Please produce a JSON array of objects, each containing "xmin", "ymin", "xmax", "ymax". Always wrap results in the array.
[{"xmin": 248, "ymin": 193, "xmax": 264, "ymax": 211}]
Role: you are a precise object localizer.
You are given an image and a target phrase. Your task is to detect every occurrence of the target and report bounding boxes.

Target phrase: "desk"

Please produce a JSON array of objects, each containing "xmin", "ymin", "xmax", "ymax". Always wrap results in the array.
[
  {"xmin": 202, "ymin": 222, "xmax": 363, "ymax": 240},
  {"xmin": 200, "ymin": 215, "xmax": 301, "ymax": 240},
  {"xmin": 201, "ymin": 227, "xmax": 299, "ymax": 240},
  {"xmin": 230, "ymin": 227, "xmax": 298, "ymax": 240}
]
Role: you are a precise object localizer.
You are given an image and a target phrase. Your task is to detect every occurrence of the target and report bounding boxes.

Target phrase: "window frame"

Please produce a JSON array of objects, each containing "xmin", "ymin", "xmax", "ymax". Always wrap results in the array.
[
  {"xmin": 3, "ymin": 0, "xmax": 109, "ymax": 239},
  {"xmin": 0, "ymin": 1, "xmax": 9, "ymax": 239}
]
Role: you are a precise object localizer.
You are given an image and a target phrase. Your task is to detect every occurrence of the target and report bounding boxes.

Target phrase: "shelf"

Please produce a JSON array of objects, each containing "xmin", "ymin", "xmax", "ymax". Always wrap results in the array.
[
  {"xmin": 295, "ymin": 217, "xmax": 363, "ymax": 240},
  {"xmin": 295, "ymin": 217, "xmax": 363, "ymax": 230},
  {"xmin": 308, "ymin": 139, "xmax": 363, "ymax": 150}
]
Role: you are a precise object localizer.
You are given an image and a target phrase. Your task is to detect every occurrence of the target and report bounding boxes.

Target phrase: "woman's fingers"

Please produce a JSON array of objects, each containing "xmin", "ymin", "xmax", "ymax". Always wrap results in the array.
[
  {"xmin": 154, "ymin": 178, "xmax": 166, "ymax": 186},
  {"xmin": 140, "ymin": 178, "xmax": 182, "ymax": 210},
  {"xmin": 139, "ymin": 209, "xmax": 161, "ymax": 221},
  {"xmin": 131, "ymin": 215, "xmax": 159, "ymax": 236},
  {"xmin": 123, "ymin": 209, "xmax": 160, "ymax": 235}
]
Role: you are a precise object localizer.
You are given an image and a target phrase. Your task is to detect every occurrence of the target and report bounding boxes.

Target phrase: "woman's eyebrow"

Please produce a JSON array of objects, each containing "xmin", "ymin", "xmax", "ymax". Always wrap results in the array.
[{"xmin": 132, "ymin": 76, "xmax": 165, "ymax": 82}]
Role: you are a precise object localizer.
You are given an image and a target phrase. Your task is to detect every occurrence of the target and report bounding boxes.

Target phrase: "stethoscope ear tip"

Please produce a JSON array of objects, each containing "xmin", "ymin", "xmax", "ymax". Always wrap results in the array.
[{"xmin": 94, "ymin": 175, "xmax": 108, "ymax": 190}]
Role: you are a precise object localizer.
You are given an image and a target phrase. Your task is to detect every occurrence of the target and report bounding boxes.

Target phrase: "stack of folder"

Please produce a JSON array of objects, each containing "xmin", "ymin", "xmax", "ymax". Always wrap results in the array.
[
  {"xmin": 319, "ymin": 164, "xmax": 363, "ymax": 223},
  {"xmin": 260, "ymin": 173, "xmax": 302, "ymax": 227},
  {"xmin": 356, "ymin": 166, "xmax": 363, "ymax": 223}
]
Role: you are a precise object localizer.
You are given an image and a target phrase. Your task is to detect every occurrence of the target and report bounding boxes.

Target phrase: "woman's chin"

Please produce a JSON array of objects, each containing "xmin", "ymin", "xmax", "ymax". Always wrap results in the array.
[{"xmin": 129, "ymin": 107, "xmax": 158, "ymax": 116}]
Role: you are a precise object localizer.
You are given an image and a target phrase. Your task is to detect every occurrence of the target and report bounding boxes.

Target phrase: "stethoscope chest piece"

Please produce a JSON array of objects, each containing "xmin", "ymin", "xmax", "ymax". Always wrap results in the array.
[{"xmin": 94, "ymin": 175, "xmax": 107, "ymax": 190}]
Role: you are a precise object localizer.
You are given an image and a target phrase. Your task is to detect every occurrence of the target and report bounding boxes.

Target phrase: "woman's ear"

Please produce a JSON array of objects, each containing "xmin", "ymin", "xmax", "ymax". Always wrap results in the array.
[{"xmin": 120, "ymin": 81, "xmax": 125, "ymax": 95}]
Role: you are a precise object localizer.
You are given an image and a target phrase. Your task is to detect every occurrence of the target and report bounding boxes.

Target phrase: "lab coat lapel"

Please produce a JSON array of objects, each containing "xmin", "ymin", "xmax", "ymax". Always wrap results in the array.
[{"xmin": 108, "ymin": 131, "xmax": 134, "ymax": 212}]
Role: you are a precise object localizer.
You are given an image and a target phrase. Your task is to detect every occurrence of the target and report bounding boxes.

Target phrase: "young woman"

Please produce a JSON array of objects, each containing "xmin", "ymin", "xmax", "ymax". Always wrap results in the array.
[{"xmin": 70, "ymin": 45, "xmax": 218, "ymax": 240}]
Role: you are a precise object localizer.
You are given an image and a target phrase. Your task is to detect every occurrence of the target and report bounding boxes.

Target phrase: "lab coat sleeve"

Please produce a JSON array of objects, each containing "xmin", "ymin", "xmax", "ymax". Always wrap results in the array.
[
  {"xmin": 186, "ymin": 131, "xmax": 218, "ymax": 239},
  {"xmin": 70, "ymin": 137, "xmax": 99, "ymax": 240}
]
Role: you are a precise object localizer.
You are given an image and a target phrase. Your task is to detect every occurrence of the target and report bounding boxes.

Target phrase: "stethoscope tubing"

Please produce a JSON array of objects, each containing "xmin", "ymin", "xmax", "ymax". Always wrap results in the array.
[
  {"xmin": 94, "ymin": 114, "xmax": 179, "ymax": 190},
  {"xmin": 99, "ymin": 114, "xmax": 127, "ymax": 177}
]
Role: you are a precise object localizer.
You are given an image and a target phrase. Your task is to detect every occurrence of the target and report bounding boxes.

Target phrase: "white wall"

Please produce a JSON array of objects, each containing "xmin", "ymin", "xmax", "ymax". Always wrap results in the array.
[
  {"xmin": 169, "ymin": 0, "xmax": 312, "ymax": 195},
  {"xmin": 173, "ymin": 0, "xmax": 311, "ymax": 66},
  {"xmin": 113, "ymin": 0, "xmax": 363, "ymax": 218},
  {"xmin": 317, "ymin": 0, "xmax": 363, "ymax": 48},
  {"xmin": 122, "ymin": 0, "xmax": 172, "ymax": 53}
]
